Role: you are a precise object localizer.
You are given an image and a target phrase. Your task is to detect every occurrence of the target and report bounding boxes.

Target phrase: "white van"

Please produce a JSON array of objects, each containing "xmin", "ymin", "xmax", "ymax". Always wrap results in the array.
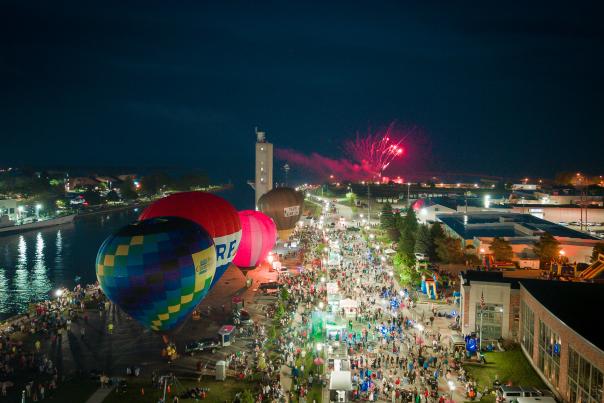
[
  {"xmin": 497, "ymin": 386, "xmax": 545, "ymax": 402},
  {"xmin": 516, "ymin": 397, "xmax": 556, "ymax": 403}
]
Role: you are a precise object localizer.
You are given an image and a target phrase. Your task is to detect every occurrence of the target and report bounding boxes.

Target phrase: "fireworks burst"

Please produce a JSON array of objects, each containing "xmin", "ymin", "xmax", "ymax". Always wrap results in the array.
[{"xmin": 344, "ymin": 124, "xmax": 405, "ymax": 178}]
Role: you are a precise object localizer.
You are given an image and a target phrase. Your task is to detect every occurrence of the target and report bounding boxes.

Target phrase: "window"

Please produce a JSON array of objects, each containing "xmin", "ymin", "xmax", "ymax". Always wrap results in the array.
[
  {"xmin": 520, "ymin": 301, "xmax": 535, "ymax": 356},
  {"xmin": 538, "ymin": 320, "xmax": 560, "ymax": 387},
  {"xmin": 475, "ymin": 303, "xmax": 503, "ymax": 340},
  {"xmin": 568, "ymin": 347, "xmax": 603, "ymax": 403}
]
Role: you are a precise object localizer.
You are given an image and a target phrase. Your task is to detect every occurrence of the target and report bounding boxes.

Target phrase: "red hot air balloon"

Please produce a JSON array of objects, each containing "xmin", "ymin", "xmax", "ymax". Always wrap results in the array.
[
  {"xmin": 233, "ymin": 210, "xmax": 277, "ymax": 269},
  {"xmin": 139, "ymin": 192, "xmax": 241, "ymax": 288}
]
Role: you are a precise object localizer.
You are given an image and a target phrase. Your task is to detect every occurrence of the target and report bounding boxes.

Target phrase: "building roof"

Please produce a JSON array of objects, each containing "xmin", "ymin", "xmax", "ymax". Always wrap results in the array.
[
  {"xmin": 460, "ymin": 270, "xmax": 520, "ymax": 289},
  {"xmin": 461, "ymin": 270, "xmax": 604, "ymax": 351},
  {"xmin": 520, "ymin": 280, "xmax": 604, "ymax": 352},
  {"xmin": 437, "ymin": 212, "xmax": 599, "ymax": 241}
]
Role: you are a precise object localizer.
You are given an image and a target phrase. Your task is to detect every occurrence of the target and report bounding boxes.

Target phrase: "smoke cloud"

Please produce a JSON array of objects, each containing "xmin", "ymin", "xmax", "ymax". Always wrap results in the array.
[{"xmin": 275, "ymin": 149, "xmax": 375, "ymax": 181}]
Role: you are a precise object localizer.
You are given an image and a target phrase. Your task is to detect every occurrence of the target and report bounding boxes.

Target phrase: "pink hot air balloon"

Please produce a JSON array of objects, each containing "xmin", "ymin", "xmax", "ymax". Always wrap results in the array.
[{"xmin": 233, "ymin": 210, "xmax": 277, "ymax": 269}]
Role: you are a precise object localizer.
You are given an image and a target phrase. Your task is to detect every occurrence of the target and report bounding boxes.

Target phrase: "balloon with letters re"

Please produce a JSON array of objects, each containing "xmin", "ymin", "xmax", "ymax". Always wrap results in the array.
[{"xmin": 140, "ymin": 191, "xmax": 241, "ymax": 289}]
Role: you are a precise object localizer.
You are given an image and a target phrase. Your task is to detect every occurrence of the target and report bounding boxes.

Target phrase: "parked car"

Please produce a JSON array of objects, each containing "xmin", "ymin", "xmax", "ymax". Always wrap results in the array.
[
  {"xmin": 233, "ymin": 309, "xmax": 253, "ymax": 325},
  {"xmin": 276, "ymin": 266, "xmax": 291, "ymax": 276},
  {"xmin": 184, "ymin": 337, "xmax": 222, "ymax": 355},
  {"xmin": 259, "ymin": 281, "xmax": 282, "ymax": 293},
  {"xmin": 497, "ymin": 386, "xmax": 543, "ymax": 402}
]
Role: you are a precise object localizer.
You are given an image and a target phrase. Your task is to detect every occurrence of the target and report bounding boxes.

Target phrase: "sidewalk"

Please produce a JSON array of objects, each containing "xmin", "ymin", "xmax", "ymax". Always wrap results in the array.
[{"xmin": 85, "ymin": 386, "xmax": 115, "ymax": 403}]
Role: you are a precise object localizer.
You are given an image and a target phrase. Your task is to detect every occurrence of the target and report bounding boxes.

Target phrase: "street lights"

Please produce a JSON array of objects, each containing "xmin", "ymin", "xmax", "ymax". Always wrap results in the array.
[{"xmin": 35, "ymin": 204, "xmax": 42, "ymax": 219}]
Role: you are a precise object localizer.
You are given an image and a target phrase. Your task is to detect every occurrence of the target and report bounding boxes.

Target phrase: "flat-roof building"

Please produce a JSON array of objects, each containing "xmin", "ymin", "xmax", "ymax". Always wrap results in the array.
[
  {"xmin": 459, "ymin": 271, "xmax": 604, "ymax": 402},
  {"xmin": 438, "ymin": 212, "xmax": 601, "ymax": 264}
]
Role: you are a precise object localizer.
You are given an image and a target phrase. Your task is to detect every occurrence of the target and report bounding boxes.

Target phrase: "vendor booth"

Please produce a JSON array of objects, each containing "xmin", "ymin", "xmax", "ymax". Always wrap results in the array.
[
  {"xmin": 329, "ymin": 370, "xmax": 353, "ymax": 402},
  {"xmin": 339, "ymin": 298, "xmax": 359, "ymax": 317},
  {"xmin": 218, "ymin": 325, "xmax": 236, "ymax": 346}
]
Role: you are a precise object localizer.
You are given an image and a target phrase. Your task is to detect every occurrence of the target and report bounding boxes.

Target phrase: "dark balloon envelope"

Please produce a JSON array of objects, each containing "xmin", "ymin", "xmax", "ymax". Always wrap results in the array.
[
  {"xmin": 96, "ymin": 217, "xmax": 216, "ymax": 333},
  {"xmin": 139, "ymin": 191, "xmax": 241, "ymax": 289},
  {"xmin": 257, "ymin": 187, "xmax": 304, "ymax": 240}
]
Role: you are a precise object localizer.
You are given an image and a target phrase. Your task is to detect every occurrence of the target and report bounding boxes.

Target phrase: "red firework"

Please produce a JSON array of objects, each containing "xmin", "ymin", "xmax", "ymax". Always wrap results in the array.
[{"xmin": 344, "ymin": 124, "xmax": 405, "ymax": 178}]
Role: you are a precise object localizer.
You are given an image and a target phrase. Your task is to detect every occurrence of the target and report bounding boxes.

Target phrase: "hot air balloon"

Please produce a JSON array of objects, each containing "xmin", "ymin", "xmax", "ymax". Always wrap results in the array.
[
  {"xmin": 257, "ymin": 187, "xmax": 304, "ymax": 240},
  {"xmin": 233, "ymin": 210, "xmax": 277, "ymax": 269},
  {"xmin": 96, "ymin": 217, "xmax": 216, "ymax": 333},
  {"xmin": 139, "ymin": 192, "xmax": 241, "ymax": 289}
]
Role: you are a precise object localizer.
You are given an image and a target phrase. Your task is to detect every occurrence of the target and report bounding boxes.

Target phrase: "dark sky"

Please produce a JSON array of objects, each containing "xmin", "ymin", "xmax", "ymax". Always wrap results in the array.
[{"xmin": 2, "ymin": 1, "xmax": 603, "ymax": 181}]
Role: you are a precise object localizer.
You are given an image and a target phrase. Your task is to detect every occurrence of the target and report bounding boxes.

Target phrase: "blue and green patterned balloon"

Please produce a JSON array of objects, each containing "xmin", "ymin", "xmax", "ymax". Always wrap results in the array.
[{"xmin": 96, "ymin": 217, "xmax": 216, "ymax": 333}]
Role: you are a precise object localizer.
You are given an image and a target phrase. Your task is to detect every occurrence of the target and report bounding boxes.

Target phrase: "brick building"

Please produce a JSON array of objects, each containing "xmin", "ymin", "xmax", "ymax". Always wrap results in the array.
[{"xmin": 459, "ymin": 271, "xmax": 604, "ymax": 402}]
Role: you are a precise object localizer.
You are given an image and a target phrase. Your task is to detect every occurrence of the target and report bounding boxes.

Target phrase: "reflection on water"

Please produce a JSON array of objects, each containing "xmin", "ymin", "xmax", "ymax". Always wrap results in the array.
[
  {"xmin": 0, "ymin": 185, "xmax": 253, "ymax": 320},
  {"xmin": 32, "ymin": 232, "xmax": 51, "ymax": 301},
  {"xmin": 0, "ymin": 210, "xmax": 139, "ymax": 320},
  {"xmin": 14, "ymin": 236, "xmax": 28, "ymax": 310}
]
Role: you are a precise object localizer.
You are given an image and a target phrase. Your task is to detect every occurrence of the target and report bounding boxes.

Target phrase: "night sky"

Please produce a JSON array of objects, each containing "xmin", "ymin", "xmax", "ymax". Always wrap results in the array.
[{"xmin": 2, "ymin": 1, "xmax": 603, "ymax": 182}]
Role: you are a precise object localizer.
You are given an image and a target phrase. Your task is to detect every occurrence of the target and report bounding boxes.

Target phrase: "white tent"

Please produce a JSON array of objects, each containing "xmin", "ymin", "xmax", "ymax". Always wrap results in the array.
[
  {"xmin": 339, "ymin": 298, "xmax": 359, "ymax": 309},
  {"xmin": 384, "ymin": 248, "xmax": 396, "ymax": 255},
  {"xmin": 329, "ymin": 370, "xmax": 353, "ymax": 391}
]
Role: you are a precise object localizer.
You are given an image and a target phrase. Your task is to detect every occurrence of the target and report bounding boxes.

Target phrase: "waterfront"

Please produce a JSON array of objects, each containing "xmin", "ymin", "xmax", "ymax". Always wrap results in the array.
[{"xmin": 0, "ymin": 185, "xmax": 254, "ymax": 320}]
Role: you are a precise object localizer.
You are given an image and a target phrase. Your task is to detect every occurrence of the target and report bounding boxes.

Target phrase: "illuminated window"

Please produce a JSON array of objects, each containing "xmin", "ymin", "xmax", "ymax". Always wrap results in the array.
[
  {"xmin": 538, "ymin": 320, "xmax": 560, "ymax": 387},
  {"xmin": 521, "ymin": 301, "xmax": 535, "ymax": 356},
  {"xmin": 568, "ymin": 348, "xmax": 603, "ymax": 403}
]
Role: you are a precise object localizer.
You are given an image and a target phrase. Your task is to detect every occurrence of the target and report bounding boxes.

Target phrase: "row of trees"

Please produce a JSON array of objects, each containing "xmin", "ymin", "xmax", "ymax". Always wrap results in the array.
[
  {"xmin": 381, "ymin": 202, "xmax": 468, "ymax": 265},
  {"xmin": 80, "ymin": 173, "xmax": 211, "ymax": 205}
]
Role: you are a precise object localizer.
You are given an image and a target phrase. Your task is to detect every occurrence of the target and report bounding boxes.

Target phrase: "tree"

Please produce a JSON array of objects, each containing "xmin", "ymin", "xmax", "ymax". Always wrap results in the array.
[
  {"xmin": 174, "ymin": 172, "xmax": 209, "ymax": 191},
  {"xmin": 490, "ymin": 237, "xmax": 513, "ymax": 261},
  {"xmin": 141, "ymin": 172, "xmax": 171, "ymax": 196},
  {"xmin": 591, "ymin": 243, "xmax": 604, "ymax": 263},
  {"xmin": 435, "ymin": 236, "xmax": 464, "ymax": 263},
  {"xmin": 401, "ymin": 208, "xmax": 418, "ymax": 235},
  {"xmin": 415, "ymin": 225, "xmax": 431, "ymax": 254},
  {"xmin": 388, "ymin": 212, "xmax": 402, "ymax": 242},
  {"xmin": 119, "ymin": 179, "xmax": 138, "ymax": 200},
  {"xmin": 106, "ymin": 190, "xmax": 120, "ymax": 202},
  {"xmin": 397, "ymin": 208, "xmax": 418, "ymax": 260},
  {"xmin": 393, "ymin": 252, "xmax": 420, "ymax": 286},
  {"xmin": 241, "ymin": 389, "xmax": 255, "ymax": 403},
  {"xmin": 399, "ymin": 227, "xmax": 416, "ymax": 261},
  {"xmin": 380, "ymin": 202, "xmax": 395, "ymax": 230},
  {"xmin": 428, "ymin": 223, "xmax": 446, "ymax": 261},
  {"xmin": 533, "ymin": 233, "xmax": 560, "ymax": 263},
  {"xmin": 82, "ymin": 190, "xmax": 102, "ymax": 206}
]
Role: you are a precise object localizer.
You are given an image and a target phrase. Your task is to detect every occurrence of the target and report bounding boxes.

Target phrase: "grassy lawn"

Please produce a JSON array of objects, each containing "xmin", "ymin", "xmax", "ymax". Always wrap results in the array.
[
  {"xmin": 45, "ymin": 378, "xmax": 99, "ymax": 402},
  {"xmin": 102, "ymin": 377, "xmax": 256, "ymax": 403},
  {"xmin": 464, "ymin": 347, "xmax": 546, "ymax": 396}
]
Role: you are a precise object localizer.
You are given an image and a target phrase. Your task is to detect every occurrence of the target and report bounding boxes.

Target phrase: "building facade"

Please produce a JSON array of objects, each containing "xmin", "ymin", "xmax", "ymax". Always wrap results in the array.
[
  {"xmin": 519, "ymin": 282, "xmax": 604, "ymax": 403},
  {"xmin": 459, "ymin": 271, "xmax": 604, "ymax": 402}
]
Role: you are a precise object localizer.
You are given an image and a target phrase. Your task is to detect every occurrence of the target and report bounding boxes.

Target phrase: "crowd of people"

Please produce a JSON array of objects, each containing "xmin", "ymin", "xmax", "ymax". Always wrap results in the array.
[
  {"xmin": 0, "ymin": 283, "xmax": 108, "ymax": 400},
  {"xmin": 234, "ymin": 210, "xmax": 471, "ymax": 402}
]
